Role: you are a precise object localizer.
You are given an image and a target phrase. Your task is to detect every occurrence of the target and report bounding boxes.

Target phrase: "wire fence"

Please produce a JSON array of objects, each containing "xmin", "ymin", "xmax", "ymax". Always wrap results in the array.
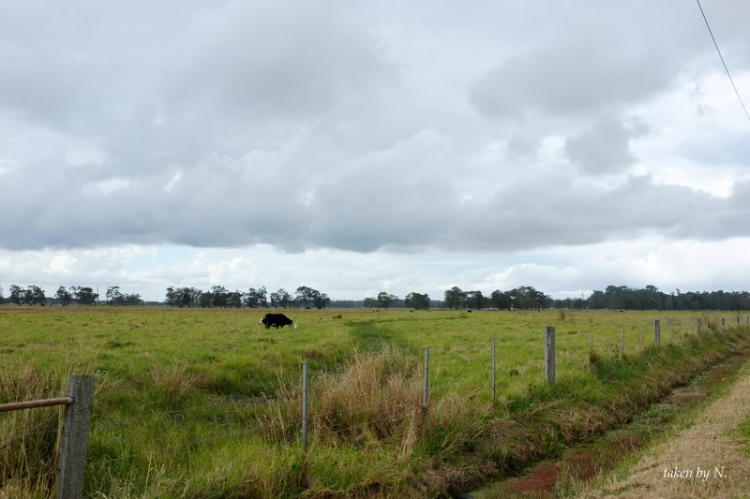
[
  {"xmin": 0, "ymin": 414, "xmax": 59, "ymax": 452},
  {"xmin": 1, "ymin": 314, "xmax": 748, "ymax": 497}
]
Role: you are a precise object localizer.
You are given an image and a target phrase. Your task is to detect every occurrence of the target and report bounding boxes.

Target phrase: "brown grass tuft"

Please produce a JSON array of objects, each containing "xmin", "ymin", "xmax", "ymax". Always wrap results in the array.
[{"xmin": 150, "ymin": 363, "xmax": 200, "ymax": 409}]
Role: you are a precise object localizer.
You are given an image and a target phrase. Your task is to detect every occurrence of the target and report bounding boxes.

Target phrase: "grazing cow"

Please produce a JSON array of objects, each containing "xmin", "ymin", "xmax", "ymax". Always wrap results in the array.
[
  {"xmin": 467, "ymin": 309, "xmax": 473, "ymax": 313},
  {"xmin": 259, "ymin": 313, "xmax": 297, "ymax": 330},
  {"xmin": 332, "ymin": 314, "xmax": 342, "ymax": 319}
]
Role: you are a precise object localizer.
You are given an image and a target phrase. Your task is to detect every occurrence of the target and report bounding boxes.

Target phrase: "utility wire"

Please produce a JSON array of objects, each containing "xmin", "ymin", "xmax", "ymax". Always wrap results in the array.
[{"xmin": 695, "ymin": 0, "xmax": 750, "ymax": 121}]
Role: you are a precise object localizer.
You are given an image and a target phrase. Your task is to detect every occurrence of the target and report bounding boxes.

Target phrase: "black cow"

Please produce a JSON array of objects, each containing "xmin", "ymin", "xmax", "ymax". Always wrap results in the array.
[{"xmin": 259, "ymin": 313, "xmax": 297, "ymax": 330}]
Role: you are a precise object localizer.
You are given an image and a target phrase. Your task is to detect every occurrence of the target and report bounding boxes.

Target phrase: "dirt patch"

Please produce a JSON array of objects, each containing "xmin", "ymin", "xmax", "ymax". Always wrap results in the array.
[
  {"xmin": 565, "ymin": 449, "xmax": 597, "ymax": 481},
  {"xmin": 504, "ymin": 462, "xmax": 560, "ymax": 497},
  {"xmin": 499, "ymin": 435, "xmax": 649, "ymax": 497}
]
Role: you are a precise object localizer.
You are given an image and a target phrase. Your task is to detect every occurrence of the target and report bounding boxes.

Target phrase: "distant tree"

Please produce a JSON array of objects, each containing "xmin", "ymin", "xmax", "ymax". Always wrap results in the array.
[
  {"xmin": 362, "ymin": 297, "xmax": 378, "ymax": 308},
  {"xmin": 211, "ymin": 286, "xmax": 229, "ymax": 308},
  {"xmin": 405, "ymin": 292, "xmax": 430, "ymax": 310},
  {"xmin": 180, "ymin": 287, "xmax": 196, "ymax": 308},
  {"xmin": 21, "ymin": 285, "xmax": 46, "ymax": 305},
  {"xmin": 199, "ymin": 290, "xmax": 212, "ymax": 308},
  {"xmin": 464, "ymin": 290, "xmax": 485, "ymax": 310},
  {"xmin": 244, "ymin": 287, "xmax": 268, "ymax": 308},
  {"xmin": 294, "ymin": 286, "xmax": 329, "ymax": 308},
  {"xmin": 107, "ymin": 286, "xmax": 124, "ymax": 305},
  {"xmin": 9, "ymin": 285, "xmax": 22, "ymax": 305},
  {"xmin": 0, "ymin": 284, "xmax": 4, "ymax": 304},
  {"xmin": 269, "ymin": 288, "xmax": 291, "ymax": 308},
  {"xmin": 505, "ymin": 286, "xmax": 549, "ymax": 311},
  {"xmin": 227, "ymin": 290, "xmax": 243, "ymax": 308},
  {"xmin": 122, "ymin": 293, "xmax": 143, "ymax": 306},
  {"xmin": 490, "ymin": 290, "xmax": 511, "ymax": 310},
  {"xmin": 443, "ymin": 286, "xmax": 466, "ymax": 309},
  {"xmin": 56, "ymin": 286, "xmax": 73, "ymax": 306},
  {"xmin": 244, "ymin": 288, "xmax": 257, "ymax": 307},
  {"xmin": 21, "ymin": 287, "xmax": 33, "ymax": 305},
  {"xmin": 295, "ymin": 286, "xmax": 315, "ymax": 308},
  {"xmin": 72, "ymin": 286, "xmax": 98, "ymax": 306},
  {"xmin": 165, "ymin": 287, "xmax": 179, "ymax": 307},
  {"xmin": 106, "ymin": 286, "xmax": 118, "ymax": 304},
  {"xmin": 377, "ymin": 291, "xmax": 397, "ymax": 309},
  {"xmin": 313, "ymin": 292, "xmax": 331, "ymax": 309},
  {"xmin": 165, "ymin": 287, "xmax": 200, "ymax": 307}
]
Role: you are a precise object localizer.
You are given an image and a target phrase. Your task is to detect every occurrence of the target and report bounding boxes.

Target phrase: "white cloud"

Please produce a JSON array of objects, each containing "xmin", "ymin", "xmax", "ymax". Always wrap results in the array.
[{"xmin": 163, "ymin": 172, "xmax": 182, "ymax": 192}]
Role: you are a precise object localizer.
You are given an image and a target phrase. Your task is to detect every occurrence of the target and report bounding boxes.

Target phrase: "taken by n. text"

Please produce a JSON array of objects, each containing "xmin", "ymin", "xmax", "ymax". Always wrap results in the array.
[{"xmin": 663, "ymin": 466, "xmax": 726, "ymax": 482}]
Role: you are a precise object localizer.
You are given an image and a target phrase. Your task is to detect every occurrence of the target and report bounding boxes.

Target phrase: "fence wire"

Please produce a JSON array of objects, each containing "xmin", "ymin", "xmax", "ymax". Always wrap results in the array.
[{"xmin": 0, "ymin": 414, "xmax": 58, "ymax": 452}]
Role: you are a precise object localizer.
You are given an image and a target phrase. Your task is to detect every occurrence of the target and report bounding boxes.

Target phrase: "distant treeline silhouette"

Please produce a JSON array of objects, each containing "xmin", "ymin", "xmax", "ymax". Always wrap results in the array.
[
  {"xmin": 2, "ymin": 283, "xmax": 749, "ymax": 311},
  {"xmin": 552, "ymin": 285, "xmax": 750, "ymax": 311}
]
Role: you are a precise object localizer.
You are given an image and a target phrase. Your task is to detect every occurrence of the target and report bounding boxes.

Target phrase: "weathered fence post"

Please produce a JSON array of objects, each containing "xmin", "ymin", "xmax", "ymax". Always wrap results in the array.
[
  {"xmin": 697, "ymin": 319, "xmax": 702, "ymax": 337},
  {"xmin": 423, "ymin": 348, "xmax": 429, "ymax": 410},
  {"xmin": 491, "ymin": 338, "xmax": 496, "ymax": 413},
  {"xmin": 722, "ymin": 318, "xmax": 726, "ymax": 328},
  {"xmin": 620, "ymin": 327, "xmax": 624, "ymax": 354},
  {"xmin": 654, "ymin": 320, "xmax": 660, "ymax": 346},
  {"xmin": 736, "ymin": 317, "xmax": 740, "ymax": 326},
  {"xmin": 301, "ymin": 361, "xmax": 308, "ymax": 454},
  {"xmin": 57, "ymin": 375, "xmax": 95, "ymax": 499},
  {"xmin": 545, "ymin": 327, "xmax": 555, "ymax": 384}
]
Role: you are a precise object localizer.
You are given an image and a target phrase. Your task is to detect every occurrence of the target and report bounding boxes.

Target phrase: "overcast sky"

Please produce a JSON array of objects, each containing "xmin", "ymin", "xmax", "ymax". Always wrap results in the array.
[{"xmin": 1, "ymin": 0, "xmax": 749, "ymax": 302}]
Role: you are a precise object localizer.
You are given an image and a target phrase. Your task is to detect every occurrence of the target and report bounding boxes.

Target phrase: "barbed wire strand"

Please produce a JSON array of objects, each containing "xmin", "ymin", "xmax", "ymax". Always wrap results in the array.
[
  {"xmin": 99, "ymin": 407, "xmax": 416, "ymax": 465},
  {"xmin": 0, "ymin": 414, "xmax": 59, "ymax": 452}
]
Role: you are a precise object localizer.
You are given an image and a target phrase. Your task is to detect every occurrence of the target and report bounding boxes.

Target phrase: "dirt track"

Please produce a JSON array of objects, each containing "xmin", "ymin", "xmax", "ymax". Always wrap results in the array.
[{"xmin": 577, "ymin": 362, "xmax": 750, "ymax": 499}]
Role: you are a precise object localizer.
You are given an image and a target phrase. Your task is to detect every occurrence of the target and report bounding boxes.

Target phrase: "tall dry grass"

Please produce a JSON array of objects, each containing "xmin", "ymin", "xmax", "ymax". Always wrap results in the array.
[{"xmin": 0, "ymin": 365, "xmax": 64, "ymax": 498}]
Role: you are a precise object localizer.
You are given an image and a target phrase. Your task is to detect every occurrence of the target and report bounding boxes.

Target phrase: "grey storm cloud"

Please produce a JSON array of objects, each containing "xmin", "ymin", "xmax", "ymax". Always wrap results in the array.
[
  {"xmin": 565, "ymin": 116, "xmax": 649, "ymax": 175},
  {"xmin": 469, "ymin": 42, "xmax": 677, "ymax": 119},
  {"xmin": 1, "ymin": 0, "xmax": 750, "ymax": 255}
]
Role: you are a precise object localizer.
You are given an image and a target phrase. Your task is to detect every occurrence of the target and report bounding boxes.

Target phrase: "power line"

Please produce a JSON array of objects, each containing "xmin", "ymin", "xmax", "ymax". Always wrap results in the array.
[{"xmin": 695, "ymin": 0, "xmax": 750, "ymax": 121}]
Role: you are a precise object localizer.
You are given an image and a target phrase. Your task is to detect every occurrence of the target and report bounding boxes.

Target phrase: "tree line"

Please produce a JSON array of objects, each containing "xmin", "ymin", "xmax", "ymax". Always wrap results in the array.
[
  {"xmin": 553, "ymin": 285, "xmax": 750, "ymax": 311},
  {"xmin": 0, "ymin": 285, "xmax": 143, "ymax": 306},
  {"xmin": 164, "ymin": 285, "xmax": 332, "ymax": 309},
  {"xmin": 358, "ymin": 286, "xmax": 551, "ymax": 311},
  {"xmin": 3, "ymin": 282, "xmax": 750, "ymax": 311}
]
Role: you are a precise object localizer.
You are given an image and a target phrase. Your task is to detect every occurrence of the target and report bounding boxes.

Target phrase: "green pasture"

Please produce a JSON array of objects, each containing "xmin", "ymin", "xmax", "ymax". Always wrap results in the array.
[{"xmin": 0, "ymin": 307, "xmax": 748, "ymax": 498}]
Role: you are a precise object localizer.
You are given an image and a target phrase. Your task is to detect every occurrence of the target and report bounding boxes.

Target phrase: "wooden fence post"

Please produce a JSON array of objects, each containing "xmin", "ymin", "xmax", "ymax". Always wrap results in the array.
[
  {"xmin": 57, "ymin": 375, "xmax": 95, "ymax": 499},
  {"xmin": 654, "ymin": 320, "xmax": 661, "ymax": 346},
  {"xmin": 423, "ymin": 348, "xmax": 430, "ymax": 409},
  {"xmin": 301, "ymin": 361, "xmax": 308, "ymax": 454},
  {"xmin": 697, "ymin": 319, "xmax": 702, "ymax": 337},
  {"xmin": 491, "ymin": 338, "xmax": 496, "ymax": 413},
  {"xmin": 544, "ymin": 327, "xmax": 555, "ymax": 384}
]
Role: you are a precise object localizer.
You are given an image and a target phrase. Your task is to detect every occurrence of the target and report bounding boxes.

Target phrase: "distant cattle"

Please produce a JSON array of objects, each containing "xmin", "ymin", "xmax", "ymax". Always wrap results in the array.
[
  {"xmin": 259, "ymin": 313, "xmax": 297, "ymax": 330},
  {"xmin": 332, "ymin": 314, "xmax": 342, "ymax": 319},
  {"xmin": 467, "ymin": 309, "xmax": 473, "ymax": 313}
]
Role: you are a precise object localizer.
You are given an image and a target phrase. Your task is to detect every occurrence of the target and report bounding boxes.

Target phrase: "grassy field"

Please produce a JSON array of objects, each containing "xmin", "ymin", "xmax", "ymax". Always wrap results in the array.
[{"xmin": 1, "ymin": 307, "xmax": 749, "ymax": 498}]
